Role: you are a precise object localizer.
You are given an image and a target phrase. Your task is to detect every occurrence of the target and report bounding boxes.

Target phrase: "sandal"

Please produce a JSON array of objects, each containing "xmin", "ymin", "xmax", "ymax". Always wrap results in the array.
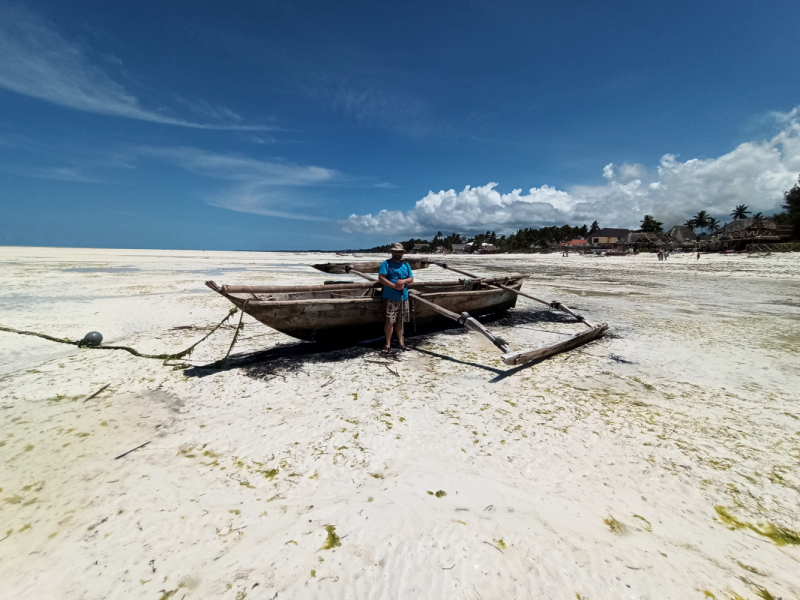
[
  {"xmin": 381, "ymin": 346, "xmax": 391, "ymax": 354},
  {"xmin": 398, "ymin": 344, "xmax": 410, "ymax": 351}
]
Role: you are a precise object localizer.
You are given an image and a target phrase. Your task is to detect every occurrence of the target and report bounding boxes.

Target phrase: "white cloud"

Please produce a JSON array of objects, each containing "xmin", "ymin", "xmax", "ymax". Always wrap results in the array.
[
  {"xmin": 138, "ymin": 146, "xmax": 339, "ymax": 186},
  {"xmin": 207, "ymin": 185, "xmax": 331, "ymax": 221},
  {"xmin": 343, "ymin": 108, "xmax": 800, "ymax": 235},
  {"xmin": 136, "ymin": 146, "xmax": 341, "ymax": 221},
  {"xmin": 0, "ymin": 6, "xmax": 271, "ymax": 129}
]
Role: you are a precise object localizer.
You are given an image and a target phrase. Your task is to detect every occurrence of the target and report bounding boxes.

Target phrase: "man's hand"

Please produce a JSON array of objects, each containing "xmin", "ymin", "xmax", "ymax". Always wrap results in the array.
[{"xmin": 394, "ymin": 280, "xmax": 405, "ymax": 290}]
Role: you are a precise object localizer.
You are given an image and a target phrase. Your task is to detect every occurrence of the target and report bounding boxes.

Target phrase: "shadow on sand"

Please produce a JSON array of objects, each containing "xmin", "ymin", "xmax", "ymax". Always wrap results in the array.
[{"xmin": 182, "ymin": 309, "xmax": 602, "ymax": 383}]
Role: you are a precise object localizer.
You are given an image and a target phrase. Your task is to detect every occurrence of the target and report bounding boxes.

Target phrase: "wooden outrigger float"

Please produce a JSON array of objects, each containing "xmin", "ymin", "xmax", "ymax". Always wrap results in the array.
[{"xmin": 207, "ymin": 259, "xmax": 608, "ymax": 366}]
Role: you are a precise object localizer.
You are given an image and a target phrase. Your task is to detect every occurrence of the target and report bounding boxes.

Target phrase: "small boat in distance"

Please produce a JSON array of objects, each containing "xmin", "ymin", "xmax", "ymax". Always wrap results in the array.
[
  {"xmin": 311, "ymin": 258, "xmax": 430, "ymax": 274},
  {"xmin": 205, "ymin": 275, "xmax": 524, "ymax": 343}
]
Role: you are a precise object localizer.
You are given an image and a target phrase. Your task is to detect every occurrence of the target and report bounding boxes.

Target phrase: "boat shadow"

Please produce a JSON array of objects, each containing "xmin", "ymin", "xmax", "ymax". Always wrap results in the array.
[{"xmin": 182, "ymin": 309, "xmax": 591, "ymax": 382}]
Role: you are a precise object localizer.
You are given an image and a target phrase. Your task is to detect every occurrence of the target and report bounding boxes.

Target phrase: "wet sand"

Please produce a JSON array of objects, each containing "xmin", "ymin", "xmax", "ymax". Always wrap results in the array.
[{"xmin": 1, "ymin": 246, "xmax": 799, "ymax": 599}]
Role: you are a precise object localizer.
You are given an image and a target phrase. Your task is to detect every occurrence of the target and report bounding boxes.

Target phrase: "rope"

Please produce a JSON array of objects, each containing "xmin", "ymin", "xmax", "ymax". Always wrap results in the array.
[
  {"xmin": 214, "ymin": 301, "xmax": 248, "ymax": 368},
  {"xmin": 0, "ymin": 307, "xmax": 240, "ymax": 368}
]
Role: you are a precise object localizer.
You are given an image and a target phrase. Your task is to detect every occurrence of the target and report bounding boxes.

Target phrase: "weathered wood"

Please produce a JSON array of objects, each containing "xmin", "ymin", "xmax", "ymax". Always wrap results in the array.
[
  {"xmin": 215, "ymin": 275, "xmax": 523, "ymax": 295},
  {"xmin": 431, "ymin": 262, "xmax": 595, "ymax": 327},
  {"xmin": 205, "ymin": 276, "xmax": 522, "ymax": 343},
  {"xmin": 500, "ymin": 323, "xmax": 608, "ymax": 365},
  {"xmin": 114, "ymin": 441, "xmax": 151, "ymax": 460},
  {"xmin": 311, "ymin": 258, "xmax": 430, "ymax": 274}
]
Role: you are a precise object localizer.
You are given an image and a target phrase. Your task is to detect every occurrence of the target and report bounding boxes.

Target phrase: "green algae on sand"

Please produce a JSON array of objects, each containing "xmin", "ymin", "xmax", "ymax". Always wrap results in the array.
[
  {"xmin": 320, "ymin": 525, "xmax": 341, "ymax": 550},
  {"xmin": 714, "ymin": 505, "xmax": 800, "ymax": 546}
]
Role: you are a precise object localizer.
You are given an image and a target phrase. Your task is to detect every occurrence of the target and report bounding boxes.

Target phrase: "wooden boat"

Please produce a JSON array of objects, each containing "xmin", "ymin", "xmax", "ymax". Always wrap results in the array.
[
  {"xmin": 310, "ymin": 258, "xmax": 429, "ymax": 274},
  {"xmin": 205, "ymin": 275, "xmax": 525, "ymax": 343}
]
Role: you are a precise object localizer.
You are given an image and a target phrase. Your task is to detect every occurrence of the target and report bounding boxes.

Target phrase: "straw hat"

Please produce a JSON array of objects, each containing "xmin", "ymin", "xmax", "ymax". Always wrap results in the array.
[{"xmin": 389, "ymin": 243, "xmax": 405, "ymax": 253}]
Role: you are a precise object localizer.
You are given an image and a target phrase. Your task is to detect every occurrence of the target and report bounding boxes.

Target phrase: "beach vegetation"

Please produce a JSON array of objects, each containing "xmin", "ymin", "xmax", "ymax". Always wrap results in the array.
[
  {"xmin": 730, "ymin": 204, "xmax": 751, "ymax": 220},
  {"xmin": 320, "ymin": 525, "xmax": 341, "ymax": 550},
  {"xmin": 782, "ymin": 174, "xmax": 800, "ymax": 237},
  {"xmin": 714, "ymin": 505, "xmax": 800, "ymax": 545},
  {"xmin": 260, "ymin": 468, "xmax": 278, "ymax": 480},
  {"xmin": 603, "ymin": 516, "xmax": 627, "ymax": 534},
  {"xmin": 639, "ymin": 215, "xmax": 664, "ymax": 232},
  {"xmin": 632, "ymin": 514, "xmax": 652, "ymax": 531}
]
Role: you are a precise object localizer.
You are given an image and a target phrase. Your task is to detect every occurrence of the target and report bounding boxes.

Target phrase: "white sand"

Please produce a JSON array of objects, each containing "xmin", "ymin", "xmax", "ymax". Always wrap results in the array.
[{"xmin": 1, "ymin": 246, "xmax": 798, "ymax": 599}]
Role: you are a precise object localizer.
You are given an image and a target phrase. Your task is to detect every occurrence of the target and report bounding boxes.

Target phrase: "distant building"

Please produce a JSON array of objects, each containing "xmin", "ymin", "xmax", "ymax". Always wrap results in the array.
[
  {"xmin": 590, "ymin": 228, "xmax": 630, "ymax": 245},
  {"xmin": 451, "ymin": 243, "xmax": 468, "ymax": 253},
  {"xmin": 626, "ymin": 232, "xmax": 670, "ymax": 248},
  {"xmin": 411, "ymin": 243, "xmax": 430, "ymax": 253},
  {"xmin": 666, "ymin": 225, "xmax": 697, "ymax": 246},
  {"xmin": 716, "ymin": 218, "xmax": 790, "ymax": 250},
  {"xmin": 479, "ymin": 243, "xmax": 496, "ymax": 254}
]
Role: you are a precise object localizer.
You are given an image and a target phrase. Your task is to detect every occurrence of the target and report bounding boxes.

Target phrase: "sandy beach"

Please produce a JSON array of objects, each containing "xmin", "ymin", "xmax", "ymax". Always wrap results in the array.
[{"xmin": 1, "ymin": 246, "xmax": 799, "ymax": 599}]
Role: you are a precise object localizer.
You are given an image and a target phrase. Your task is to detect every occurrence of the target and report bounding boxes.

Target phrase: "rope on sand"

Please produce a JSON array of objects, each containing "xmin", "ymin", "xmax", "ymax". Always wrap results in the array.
[{"xmin": 0, "ymin": 307, "xmax": 241, "ymax": 369}]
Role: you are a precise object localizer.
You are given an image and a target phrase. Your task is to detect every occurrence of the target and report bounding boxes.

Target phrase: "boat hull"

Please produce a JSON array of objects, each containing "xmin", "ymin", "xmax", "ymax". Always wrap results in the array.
[{"xmin": 207, "ymin": 279, "xmax": 522, "ymax": 343}]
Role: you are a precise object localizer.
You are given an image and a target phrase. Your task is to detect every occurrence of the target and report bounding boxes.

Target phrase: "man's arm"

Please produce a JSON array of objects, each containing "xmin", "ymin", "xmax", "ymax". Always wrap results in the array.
[
  {"xmin": 396, "ymin": 265, "xmax": 414, "ymax": 290},
  {"xmin": 396, "ymin": 276, "xmax": 414, "ymax": 288}
]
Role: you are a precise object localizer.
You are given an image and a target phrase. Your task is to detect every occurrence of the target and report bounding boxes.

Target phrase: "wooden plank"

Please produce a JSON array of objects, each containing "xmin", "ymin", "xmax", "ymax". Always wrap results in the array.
[{"xmin": 500, "ymin": 323, "xmax": 608, "ymax": 365}]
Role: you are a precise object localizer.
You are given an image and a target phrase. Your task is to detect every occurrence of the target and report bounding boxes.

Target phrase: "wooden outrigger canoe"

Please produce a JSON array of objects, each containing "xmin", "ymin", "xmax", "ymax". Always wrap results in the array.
[
  {"xmin": 310, "ymin": 258, "xmax": 429, "ymax": 274},
  {"xmin": 205, "ymin": 275, "xmax": 524, "ymax": 343}
]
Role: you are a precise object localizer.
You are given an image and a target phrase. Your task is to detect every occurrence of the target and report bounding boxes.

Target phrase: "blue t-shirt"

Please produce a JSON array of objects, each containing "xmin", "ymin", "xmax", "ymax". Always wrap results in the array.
[{"xmin": 379, "ymin": 259, "xmax": 413, "ymax": 301}]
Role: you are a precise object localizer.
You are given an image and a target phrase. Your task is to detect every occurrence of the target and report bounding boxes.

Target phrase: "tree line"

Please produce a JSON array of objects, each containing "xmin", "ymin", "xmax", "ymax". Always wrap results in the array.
[{"xmin": 349, "ymin": 174, "xmax": 800, "ymax": 253}]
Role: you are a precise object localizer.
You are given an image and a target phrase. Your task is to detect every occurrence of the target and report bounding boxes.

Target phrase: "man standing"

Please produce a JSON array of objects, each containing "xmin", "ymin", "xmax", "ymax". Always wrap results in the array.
[{"xmin": 378, "ymin": 243, "xmax": 414, "ymax": 353}]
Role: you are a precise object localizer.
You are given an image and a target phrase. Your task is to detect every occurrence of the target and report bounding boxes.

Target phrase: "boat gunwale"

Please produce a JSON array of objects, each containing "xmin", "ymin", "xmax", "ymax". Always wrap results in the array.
[
  {"xmin": 216, "ymin": 274, "xmax": 528, "ymax": 295},
  {"xmin": 235, "ymin": 283, "xmax": 523, "ymax": 308}
]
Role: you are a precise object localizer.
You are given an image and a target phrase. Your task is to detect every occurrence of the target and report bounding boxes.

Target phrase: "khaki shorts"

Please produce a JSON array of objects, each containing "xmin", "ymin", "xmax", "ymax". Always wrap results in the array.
[{"xmin": 384, "ymin": 299, "xmax": 410, "ymax": 323}]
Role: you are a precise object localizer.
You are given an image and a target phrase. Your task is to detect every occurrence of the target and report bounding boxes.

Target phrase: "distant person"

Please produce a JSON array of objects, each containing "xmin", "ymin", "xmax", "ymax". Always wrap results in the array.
[
  {"xmin": 697, "ymin": 251, "xmax": 701, "ymax": 260},
  {"xmin": 664, "ymin": 250, "xmax": 669, "ymax": 260},
  {"xmin": 657, "ymin": 251, "xmax": 663, "ymax": 261},
  {"xmin": 378, "ymin": 243, "xmax": 414, "ymax": 353}
]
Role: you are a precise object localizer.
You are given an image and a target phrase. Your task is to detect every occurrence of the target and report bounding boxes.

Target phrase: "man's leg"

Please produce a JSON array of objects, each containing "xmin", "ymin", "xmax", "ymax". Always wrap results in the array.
[
  {"xmin": 394, "ymin": 300, "xmax": 407, "ymax": 347},
  {"xmin": 394, "ymin": 320, "xmax": 404, "ymax": 347},
  {"xmin": 384, "ymin": 320, "xmax": 393, "ymax": 348}
]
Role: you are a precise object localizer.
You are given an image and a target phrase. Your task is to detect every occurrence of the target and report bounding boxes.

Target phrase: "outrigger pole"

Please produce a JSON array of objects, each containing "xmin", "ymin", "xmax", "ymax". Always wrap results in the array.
[{"xmin": 346, "ymin": 265, "xmax": 608, "ymax": 366}]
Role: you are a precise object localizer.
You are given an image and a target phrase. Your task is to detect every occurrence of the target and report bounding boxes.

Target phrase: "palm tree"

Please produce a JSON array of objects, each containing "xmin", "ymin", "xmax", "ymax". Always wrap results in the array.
[
  {"xmin": 684, "ymin": 218, "xmax": 697, "ymax": 233},
  {"xmin": 752, "ymin": 212, "xmax": 765, "ymax": 227},
  {"xmin": 640, "ymin": 215, "xmax": 664, "ymax": 232},
  {"xmin": 706, "ymin": 217, "xmax": 721, "ymax": 233},
  {"xmin": 692, "ymin": 211, "xmax": 712, "ymax": 233},
  {"xmin": 730, "ymin": 204, "xmax": 751, "ymax": 220}
]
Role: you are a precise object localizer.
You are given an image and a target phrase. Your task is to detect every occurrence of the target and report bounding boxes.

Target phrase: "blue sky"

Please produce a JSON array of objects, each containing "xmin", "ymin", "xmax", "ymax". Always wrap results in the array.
[{"xmin": 1, "ymin": 0, "xmax": 799, "ymax": 250}]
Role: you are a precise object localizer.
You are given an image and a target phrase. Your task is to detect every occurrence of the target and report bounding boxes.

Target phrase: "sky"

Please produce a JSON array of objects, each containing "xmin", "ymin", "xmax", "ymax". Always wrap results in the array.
[{"xmin": 1, "ymin": 0, "xmax": 799, "ymax": 250}]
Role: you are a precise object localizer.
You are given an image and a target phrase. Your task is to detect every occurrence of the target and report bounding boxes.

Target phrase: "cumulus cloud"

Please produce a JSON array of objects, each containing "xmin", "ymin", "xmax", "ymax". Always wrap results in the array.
[
  {"xmin": 343, "ymin": 108, "xmax": 800, "ymax": 235},
  {"xmin": 0, "ymin": 6, "xmax": 271, "ymax": 129}
]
